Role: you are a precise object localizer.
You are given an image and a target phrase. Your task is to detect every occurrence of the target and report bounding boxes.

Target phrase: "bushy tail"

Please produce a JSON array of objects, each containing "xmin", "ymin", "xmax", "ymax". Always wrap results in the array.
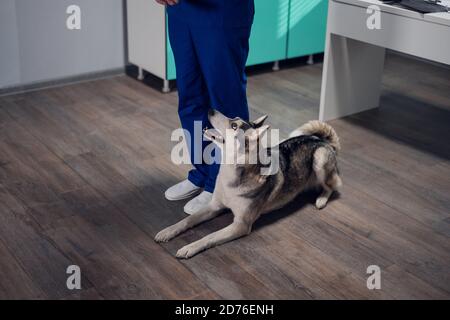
[{"xmin": 289, "ymin": 120, "xmax": 341, "ymax": 153}]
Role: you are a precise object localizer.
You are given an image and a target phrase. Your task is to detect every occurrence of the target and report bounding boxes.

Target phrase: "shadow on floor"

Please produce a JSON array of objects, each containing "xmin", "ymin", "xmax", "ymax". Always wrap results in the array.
[
  {"xmin": 253, "ymin": 190, "xmax": 341, "ymax": 231},
  {"xmin": 342, "ymin": 90, "xmax": 450, "ymax": 161}
]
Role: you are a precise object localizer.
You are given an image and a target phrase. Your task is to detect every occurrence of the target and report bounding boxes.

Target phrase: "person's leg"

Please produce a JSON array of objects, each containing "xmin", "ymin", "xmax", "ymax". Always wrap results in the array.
[
  {"xmin": 167, "ymin": 16, "xmax": 212, "ymax": 190},
  {"xmin": 190, "ymin": 25, "xmax": 252, "ymax": 192}
]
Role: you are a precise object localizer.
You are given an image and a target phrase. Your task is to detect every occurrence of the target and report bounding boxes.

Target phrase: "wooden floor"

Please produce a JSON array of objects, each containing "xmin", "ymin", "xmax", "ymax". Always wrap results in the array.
[{"xmin": 0, "ymin": 52, "xmax": 449, "ymax": 299}]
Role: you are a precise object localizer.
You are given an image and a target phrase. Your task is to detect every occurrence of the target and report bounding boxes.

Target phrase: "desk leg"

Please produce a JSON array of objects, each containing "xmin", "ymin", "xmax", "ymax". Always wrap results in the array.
[{"xmin": 319, "ymin": 34, "xmax": 386, "ymax": 121}]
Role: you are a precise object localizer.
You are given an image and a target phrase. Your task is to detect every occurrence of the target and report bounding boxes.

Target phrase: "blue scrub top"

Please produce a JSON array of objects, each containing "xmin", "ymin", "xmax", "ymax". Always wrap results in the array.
[{"xmin": 167, "ymin": 0, "xmax": 255, "ymax": 27}]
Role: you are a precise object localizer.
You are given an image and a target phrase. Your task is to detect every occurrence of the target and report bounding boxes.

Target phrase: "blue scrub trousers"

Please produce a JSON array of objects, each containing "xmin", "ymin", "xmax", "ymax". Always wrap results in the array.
[{"xmin": 168, "ymin": 14, "xmax": 253, "ymax": 193}]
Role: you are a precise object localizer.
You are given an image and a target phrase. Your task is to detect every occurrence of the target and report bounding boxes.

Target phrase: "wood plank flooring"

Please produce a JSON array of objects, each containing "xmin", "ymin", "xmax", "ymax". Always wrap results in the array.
[{"xmin": 0, "ymin": 52, "xmax": 449, "ymax": 299}]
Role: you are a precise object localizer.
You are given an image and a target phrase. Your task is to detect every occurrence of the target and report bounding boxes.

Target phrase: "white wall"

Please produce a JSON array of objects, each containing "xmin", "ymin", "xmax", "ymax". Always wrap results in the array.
[
  {"xmin": 0, "ymin": 0, "xmax": 126, "ymax": 89},
  {"xmin": 0, "ymin": 0, "xmax": 21, "ymax": 88}
]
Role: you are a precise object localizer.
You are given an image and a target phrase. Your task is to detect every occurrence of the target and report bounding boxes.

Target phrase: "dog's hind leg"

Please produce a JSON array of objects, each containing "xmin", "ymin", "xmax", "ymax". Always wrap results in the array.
[
  {"xmin": 316, "ymin": 186, "xmax": 333, "ymax": 209},
  {"xmin": 313, "ymin": 147, "xmax": 341, "ymax": 209},
  {"xmin": 154, "ymin": 200, "xmax": 225, "ymax": 243}
]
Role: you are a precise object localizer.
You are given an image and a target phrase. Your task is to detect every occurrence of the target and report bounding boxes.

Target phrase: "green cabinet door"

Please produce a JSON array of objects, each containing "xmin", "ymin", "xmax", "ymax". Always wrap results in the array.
[
  {"xmin": 166, "ymin": 34, "xmax": 176, "ymax": 80},
  {"xmin": 165, "ymin": 0, "xmax": 315, "ymax": 80},
  {"xmin": 247, "ymin": 0, "xmax": 290, "ymax": 66},
  {"xmin": 166, "ymin": 0, "xmax": 291, "ymax": 77},
  {"xmin": 287, "ymin": 0, "xmax": 328, "ymax": 58},
  {"xmin": 166, "ymin": 17, "xmax": 177, "ymax": 81}
]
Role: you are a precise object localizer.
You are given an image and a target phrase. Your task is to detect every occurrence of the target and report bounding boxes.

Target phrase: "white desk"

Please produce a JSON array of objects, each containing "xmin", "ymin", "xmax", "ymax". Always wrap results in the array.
[{"xmin": 319, "ymin": 0, "xmax": 450, "ymax": 121}]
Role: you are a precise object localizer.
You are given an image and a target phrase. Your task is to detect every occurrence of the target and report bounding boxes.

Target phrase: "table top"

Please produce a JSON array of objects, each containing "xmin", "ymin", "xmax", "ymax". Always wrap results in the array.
[{"xmin": 335, "ymin": 0, "xmax": 450, "ymax": 26}]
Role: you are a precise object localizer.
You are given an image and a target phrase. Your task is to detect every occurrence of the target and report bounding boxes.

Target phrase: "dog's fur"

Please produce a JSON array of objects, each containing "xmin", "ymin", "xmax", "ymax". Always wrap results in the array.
[{"xmin": 155, "ymin": 110, "xmax": 342, "ymax": 259}]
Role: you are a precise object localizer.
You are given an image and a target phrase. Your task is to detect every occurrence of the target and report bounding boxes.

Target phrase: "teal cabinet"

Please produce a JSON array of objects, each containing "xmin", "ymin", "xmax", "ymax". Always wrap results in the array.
[
  {"xmin": 165, "ymin": 0, "xmax": 291, "ymax": 79},
  {"xmin": 287, "ymin": 0, "xmax": 328, "ymax": 58},
  {"xmin": 164, "ymin": 0, "xmax": 328, "ymax": 82},
  {"xmin": 247, "ymin": 0, "xmax": 290, "ymax": 66},
  {"xmin": 166, "ymin": 31, "xmax": 176, "ymax": 80}
]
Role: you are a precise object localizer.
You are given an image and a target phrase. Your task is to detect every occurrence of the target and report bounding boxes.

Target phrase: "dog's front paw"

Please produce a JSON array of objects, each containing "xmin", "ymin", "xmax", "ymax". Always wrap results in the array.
[
  {"xmin": 155, "ymin": 226, "xmax": 178, "ymax": 243},
  {"xmin": 176, "ymin": 244, "xmax": 201, "ymax": 259}
]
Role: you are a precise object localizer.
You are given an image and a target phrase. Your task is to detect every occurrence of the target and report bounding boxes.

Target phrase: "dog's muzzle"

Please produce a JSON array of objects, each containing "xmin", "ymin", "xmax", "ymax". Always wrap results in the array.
[{"xmin": 203, "ymin": 127, "xmax": 225, "ymax": 144}]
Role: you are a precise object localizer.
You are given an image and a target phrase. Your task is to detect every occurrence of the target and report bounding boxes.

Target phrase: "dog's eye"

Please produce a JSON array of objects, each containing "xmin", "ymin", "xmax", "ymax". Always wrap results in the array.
[{"xmin": 231, "ymin": 123, "xmax": 238, "ymax": 131}]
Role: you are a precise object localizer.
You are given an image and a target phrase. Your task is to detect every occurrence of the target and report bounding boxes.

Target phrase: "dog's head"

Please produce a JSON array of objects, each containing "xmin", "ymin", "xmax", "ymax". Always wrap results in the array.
[{"xmin": 204, "ymin": 109, "xmax": 270, "ymax": 151}]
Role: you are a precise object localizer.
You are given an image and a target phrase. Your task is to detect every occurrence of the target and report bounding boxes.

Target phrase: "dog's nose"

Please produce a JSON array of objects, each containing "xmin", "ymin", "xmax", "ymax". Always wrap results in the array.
[{"xmin": 208, "ymin": 109, "xmax": 215, "ymax": 117}]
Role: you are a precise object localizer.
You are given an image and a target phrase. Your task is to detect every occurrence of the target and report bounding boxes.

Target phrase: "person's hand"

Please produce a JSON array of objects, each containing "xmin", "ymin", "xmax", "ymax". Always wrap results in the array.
[{"xmin": 155, "ymin": 0, "xmax": 179, "ymax": 5}]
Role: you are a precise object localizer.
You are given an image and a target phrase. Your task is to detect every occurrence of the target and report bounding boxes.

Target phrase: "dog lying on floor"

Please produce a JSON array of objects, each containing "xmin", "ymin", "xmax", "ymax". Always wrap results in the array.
[{"xmin": 155, "ymin": 109, "xmax": 342, "ymax": 259}]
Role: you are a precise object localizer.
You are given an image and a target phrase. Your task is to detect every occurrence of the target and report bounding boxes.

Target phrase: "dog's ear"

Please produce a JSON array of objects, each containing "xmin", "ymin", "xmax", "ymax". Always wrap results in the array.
[
  {"xmin": 257, "ymin": 124, "xmax": 270, "ymax": 136},
  {"xmin": 250, "ymin": 124, "xmax": 270, "ymax": 140},
  {"xmin": 252, "ymin": 115, "xmax": 268, "ymax": 128}
]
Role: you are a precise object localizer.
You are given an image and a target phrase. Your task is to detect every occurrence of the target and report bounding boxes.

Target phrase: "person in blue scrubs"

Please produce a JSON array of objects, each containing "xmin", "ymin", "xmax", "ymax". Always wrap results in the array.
[{"xmin": 156, "ymin": 0, "xmax": 255, "ymax": 215}]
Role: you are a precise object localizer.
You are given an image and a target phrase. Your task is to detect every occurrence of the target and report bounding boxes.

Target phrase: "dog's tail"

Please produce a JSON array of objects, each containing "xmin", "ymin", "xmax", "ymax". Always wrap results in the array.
[{"xmin": 289, "ymin": 121, "xmax": 341, "ymax": 153}]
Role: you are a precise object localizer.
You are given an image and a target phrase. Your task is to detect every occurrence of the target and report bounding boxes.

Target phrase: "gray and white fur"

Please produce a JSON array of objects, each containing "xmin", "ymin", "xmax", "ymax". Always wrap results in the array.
[{"xmin": 155, "ymin": 109, "xmax": 342, "ymax": 259}]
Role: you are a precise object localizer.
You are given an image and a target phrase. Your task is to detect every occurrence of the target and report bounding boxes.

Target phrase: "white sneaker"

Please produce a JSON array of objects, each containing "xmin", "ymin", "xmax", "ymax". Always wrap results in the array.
[
  {"xmin": 184, "ymin": 191, "xmax": 213, "ymax": 215},
  {"xmin": 164, "ymin": 179, "xmax": 202, "ymax": 201}
]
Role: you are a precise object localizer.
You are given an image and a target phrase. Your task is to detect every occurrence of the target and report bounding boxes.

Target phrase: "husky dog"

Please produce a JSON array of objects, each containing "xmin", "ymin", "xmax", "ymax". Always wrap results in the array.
[{"xmin": 155, "ymin": 109, "xmax": 342, "ymax": 259}]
